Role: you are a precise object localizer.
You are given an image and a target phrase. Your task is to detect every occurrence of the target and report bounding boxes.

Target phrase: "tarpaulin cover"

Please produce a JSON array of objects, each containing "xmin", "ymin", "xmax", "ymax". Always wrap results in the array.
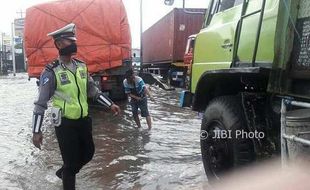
[{"xmin": 24, "ymin": 0, "xmax": 131, "ymax": 77}]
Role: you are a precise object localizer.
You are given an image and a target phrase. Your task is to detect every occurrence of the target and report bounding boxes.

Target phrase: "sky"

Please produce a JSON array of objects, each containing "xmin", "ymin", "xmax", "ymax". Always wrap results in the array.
[{"xmin": 0, "ymin": 0, "xmax": 208, "ymax": 48}]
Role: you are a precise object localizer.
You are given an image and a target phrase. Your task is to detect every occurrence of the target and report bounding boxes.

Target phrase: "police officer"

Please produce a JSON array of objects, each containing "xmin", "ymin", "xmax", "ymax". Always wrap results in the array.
[{"xmin": 31, "ymin": 23, "xmax": 121, "ymax": 190}]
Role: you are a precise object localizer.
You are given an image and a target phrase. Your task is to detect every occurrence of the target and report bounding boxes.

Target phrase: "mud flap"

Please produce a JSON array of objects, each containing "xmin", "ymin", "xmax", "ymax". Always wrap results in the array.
[{"xmin": 179, "ymin": 90, "xmax": 192, "ymax": 107}]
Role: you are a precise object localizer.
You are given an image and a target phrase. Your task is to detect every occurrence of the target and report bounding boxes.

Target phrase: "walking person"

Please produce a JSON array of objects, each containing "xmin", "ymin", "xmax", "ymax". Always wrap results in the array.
[
  {"xmin": 123, "ymin": 69, "xmax": 153, "ymax": 130},
  {"xmin": 31, "ymin": 23, "xmax": 121, "ymax": 190}
]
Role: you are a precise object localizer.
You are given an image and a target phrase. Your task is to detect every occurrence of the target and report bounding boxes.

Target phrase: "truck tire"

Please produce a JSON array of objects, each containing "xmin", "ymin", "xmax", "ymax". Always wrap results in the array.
[{"xmin": 200, "ymin": 95, "xmax": 255, "ymax": 181}]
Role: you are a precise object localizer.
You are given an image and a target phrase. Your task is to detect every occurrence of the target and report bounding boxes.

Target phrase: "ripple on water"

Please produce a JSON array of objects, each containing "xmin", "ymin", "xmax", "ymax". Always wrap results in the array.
[{"xmin": 0, "ymin": 74, "xmax": 207, "ymax": 189}]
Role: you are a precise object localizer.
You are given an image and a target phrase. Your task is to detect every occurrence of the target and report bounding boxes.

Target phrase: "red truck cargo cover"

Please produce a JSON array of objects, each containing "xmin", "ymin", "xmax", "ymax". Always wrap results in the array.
[{"xmin": 24, "ymin": 0, "xmax": 131, "ymax": 78}]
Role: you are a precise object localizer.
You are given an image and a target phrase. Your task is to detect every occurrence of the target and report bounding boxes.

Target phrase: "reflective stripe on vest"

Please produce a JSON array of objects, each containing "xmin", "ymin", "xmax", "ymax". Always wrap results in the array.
[{"xmin": 52, "ymin": 62, "xmax": 88, "ymax": 119}]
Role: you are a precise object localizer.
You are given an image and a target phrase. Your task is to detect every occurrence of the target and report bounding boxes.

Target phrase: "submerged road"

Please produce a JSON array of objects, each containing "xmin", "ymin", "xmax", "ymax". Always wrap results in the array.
[{"xmin": 0, "ymin": 73, "xmax": 208, "ymax": 189}]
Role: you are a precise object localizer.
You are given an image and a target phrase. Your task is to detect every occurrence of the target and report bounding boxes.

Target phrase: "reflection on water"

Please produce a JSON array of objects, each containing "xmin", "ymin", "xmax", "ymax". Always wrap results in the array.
[{"xmin": 0, "ymin": 73, "xmax": 207, "ymax": 190}]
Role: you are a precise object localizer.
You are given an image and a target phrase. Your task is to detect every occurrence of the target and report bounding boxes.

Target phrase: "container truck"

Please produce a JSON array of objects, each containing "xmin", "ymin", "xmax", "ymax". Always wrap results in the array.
[
  {"xmin": 142, "ymin": 8, "xmax": 206, "ymax": 87},
  {"xmin": 173, "ymin": 0, "xmax": 310, "ymax": 181},
  {"xmin": 24, "ymin": 0, "xmax": 131, "ymax": 100}
]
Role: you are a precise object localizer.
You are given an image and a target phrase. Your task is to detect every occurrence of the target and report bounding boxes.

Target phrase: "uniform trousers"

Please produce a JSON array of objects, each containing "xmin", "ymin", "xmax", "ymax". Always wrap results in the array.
[{"xmin": 55, "ymin": 116, "xmax": 95, "ymax": 190}]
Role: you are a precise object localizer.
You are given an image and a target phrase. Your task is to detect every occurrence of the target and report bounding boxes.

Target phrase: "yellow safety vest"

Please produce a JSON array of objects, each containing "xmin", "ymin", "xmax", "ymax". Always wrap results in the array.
[{"xmin": 52, "ymin": 61, "xmax": 88, "ymax": 119}]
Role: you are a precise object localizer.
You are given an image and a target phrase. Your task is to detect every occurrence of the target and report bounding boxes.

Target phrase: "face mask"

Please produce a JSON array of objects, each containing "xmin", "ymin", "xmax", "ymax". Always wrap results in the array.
[{"xmin": 59, "ymin": 42, "xmax": 77, "ymax": 56}]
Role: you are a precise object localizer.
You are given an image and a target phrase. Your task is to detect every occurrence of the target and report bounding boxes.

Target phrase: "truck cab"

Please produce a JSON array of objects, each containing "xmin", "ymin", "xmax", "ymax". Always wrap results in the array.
[
  {"xmin": 182, "ymin": 0, "xmax": 310, "ymax": 181},
  {"xmin": 191, "ymin": 0, "xmax": 278, "ymax": 94}
]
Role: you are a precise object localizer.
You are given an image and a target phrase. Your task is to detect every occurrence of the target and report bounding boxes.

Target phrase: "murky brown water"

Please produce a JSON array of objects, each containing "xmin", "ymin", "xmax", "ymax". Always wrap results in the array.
[{"xmin": 0, "ymin": 73, "xmax": 208, "ymax": 190}]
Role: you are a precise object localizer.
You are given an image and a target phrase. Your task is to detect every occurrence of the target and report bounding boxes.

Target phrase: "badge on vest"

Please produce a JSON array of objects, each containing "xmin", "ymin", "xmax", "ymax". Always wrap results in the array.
[
  {"xmin": 79, "ymin": 70, "xmax": 87, "ymax": 79},
  {"xmin": 59, "ymin": 72, "xmax": 71, "ymax": 85}
]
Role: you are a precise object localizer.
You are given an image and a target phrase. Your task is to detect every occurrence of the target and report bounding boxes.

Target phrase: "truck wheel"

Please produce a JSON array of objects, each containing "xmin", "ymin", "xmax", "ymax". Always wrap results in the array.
[{"xmin": 200, "ymin": 96, "xmax": 255, "ymax": 181}]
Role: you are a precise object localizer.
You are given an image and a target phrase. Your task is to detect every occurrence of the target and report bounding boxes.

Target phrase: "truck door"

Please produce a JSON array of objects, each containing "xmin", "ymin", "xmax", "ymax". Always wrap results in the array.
[
  {"xmin": 191, "ymin": 0, "xmax": 243, "ymax": 93},
  {"xmin": 234, "ymin": 0, "xmax": 279, "ymax": 66}
]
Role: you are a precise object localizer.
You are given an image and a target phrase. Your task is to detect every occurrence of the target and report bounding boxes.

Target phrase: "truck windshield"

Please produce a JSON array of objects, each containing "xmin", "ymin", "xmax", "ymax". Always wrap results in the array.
[
  {"xmin": 204, "ymin": 0, "xmax": 220, "ymax": 27},
  {"xmin": 219, "ymin": 0, "xmax": 235, "ymax": 12},
  {"xmin": 204, "ymin": 0, "xmax": 243, "ymax": 27}
]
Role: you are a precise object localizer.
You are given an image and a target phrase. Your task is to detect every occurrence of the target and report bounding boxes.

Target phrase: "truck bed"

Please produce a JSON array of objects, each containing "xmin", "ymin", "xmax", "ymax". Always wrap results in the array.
[{"xmin": 24, "ymin": 0, "xmax": 131, "ymax": 78}]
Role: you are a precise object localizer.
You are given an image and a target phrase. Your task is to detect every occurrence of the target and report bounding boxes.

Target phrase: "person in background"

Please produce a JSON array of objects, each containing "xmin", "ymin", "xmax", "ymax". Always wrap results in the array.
[
  {"xmin": 123, "ymin": 69, "xmax": 153, "ymax": 130},
  {"xmin": 31, "ymin": 23, "xmax": 121, "ymax": 190}
]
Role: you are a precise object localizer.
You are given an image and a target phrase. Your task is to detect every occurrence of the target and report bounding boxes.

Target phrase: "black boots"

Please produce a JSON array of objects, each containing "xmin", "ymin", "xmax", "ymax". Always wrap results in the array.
[{"xmin": 62, "ymin": 170, "xmax": 76, "ymax": 190}]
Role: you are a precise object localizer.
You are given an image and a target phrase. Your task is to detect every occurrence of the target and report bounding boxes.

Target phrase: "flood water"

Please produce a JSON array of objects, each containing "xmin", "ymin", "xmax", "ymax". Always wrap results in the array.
[{"xmin": 0, "ymin": 73, "xmax": 208, "ymax": 190}]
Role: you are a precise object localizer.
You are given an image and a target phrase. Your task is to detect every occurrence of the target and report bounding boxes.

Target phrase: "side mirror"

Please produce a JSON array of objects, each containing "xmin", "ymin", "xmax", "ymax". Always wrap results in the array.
[
  {"xmin": 189, "ymin": 47, "xmax": 193, "ymax": 54},
  {"xmin": 164, "ymin": 0, "xmax": 174, "ymax": 6}
]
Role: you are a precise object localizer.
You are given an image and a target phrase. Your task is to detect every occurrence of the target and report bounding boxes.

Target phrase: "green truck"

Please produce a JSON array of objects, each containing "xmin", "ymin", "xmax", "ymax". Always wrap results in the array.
[{"xmin": 176, "ymin": 0, "xmax": 310, "ymax": 180}]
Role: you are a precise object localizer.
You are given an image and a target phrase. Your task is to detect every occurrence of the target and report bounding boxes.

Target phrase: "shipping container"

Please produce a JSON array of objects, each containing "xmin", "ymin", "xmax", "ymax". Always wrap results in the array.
[
  {"xmin": 142, "ymin": 8, "xmax": 206, "ymax": 65},
  {"xmin": 142, "ymin": 8, "xmax": 206, "ymax": 87}
]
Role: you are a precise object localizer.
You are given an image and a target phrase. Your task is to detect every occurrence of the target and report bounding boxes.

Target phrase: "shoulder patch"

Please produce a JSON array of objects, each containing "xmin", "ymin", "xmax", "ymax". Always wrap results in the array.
[{"xmin": 42, "ymin": 76, "xmax": 49, "ymax": 85}]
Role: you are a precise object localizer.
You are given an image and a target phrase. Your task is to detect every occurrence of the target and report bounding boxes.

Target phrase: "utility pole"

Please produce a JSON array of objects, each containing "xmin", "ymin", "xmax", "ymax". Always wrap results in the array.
[
  {"xmin": 0, "ymin": 32, "xmax": 3, "ymax": 75},
  {"xmin": 16, "ymin": 10, "xmax": 24, "ymax": 18},
  {"xmin": 11, "ymin": 22, "xmax": 16, "ymax": 76},
  {"xmin": 140, "ymin": 0, "xmax": 143, "ymax": 70},
  {"xmin": 14, "ymin": 10, "xmax": 26, "ymax": 72}
]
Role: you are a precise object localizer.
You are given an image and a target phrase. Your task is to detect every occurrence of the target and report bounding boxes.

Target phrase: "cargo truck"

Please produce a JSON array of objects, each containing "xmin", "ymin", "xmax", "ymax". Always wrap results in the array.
[
  {"xmin": 24, "ymin": 0, "xmax": 131, "ymax": 100},
  {"xmin": 173, "ymin": 0, "xmax": 310, "ymax": 181},
  {"xmin": 142, "ymin": 8, "xmax": 205, "ymax": 87}
]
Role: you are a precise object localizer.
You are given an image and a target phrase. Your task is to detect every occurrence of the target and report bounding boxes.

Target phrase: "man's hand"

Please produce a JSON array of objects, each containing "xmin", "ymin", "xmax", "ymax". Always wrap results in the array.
[
  {"xmin": 32, "ymin": 132, "xmax": 43, "ymax": 150},
  {"xmin": 111, "ymin": 104, "xmax": 121, "ymax": 116}
]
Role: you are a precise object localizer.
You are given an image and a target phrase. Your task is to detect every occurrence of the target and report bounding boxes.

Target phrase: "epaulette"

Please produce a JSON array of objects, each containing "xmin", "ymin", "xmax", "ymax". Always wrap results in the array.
[{"xmin": 45, "ymin": 60, "xmax": 59, "ymax": 71}]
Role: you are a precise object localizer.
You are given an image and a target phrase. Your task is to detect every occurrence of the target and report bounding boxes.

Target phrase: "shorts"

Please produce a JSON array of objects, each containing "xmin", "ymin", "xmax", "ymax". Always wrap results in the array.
[{"xmin": 130, "ymin": 97, "xmax": 150, "ymax": 117}]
